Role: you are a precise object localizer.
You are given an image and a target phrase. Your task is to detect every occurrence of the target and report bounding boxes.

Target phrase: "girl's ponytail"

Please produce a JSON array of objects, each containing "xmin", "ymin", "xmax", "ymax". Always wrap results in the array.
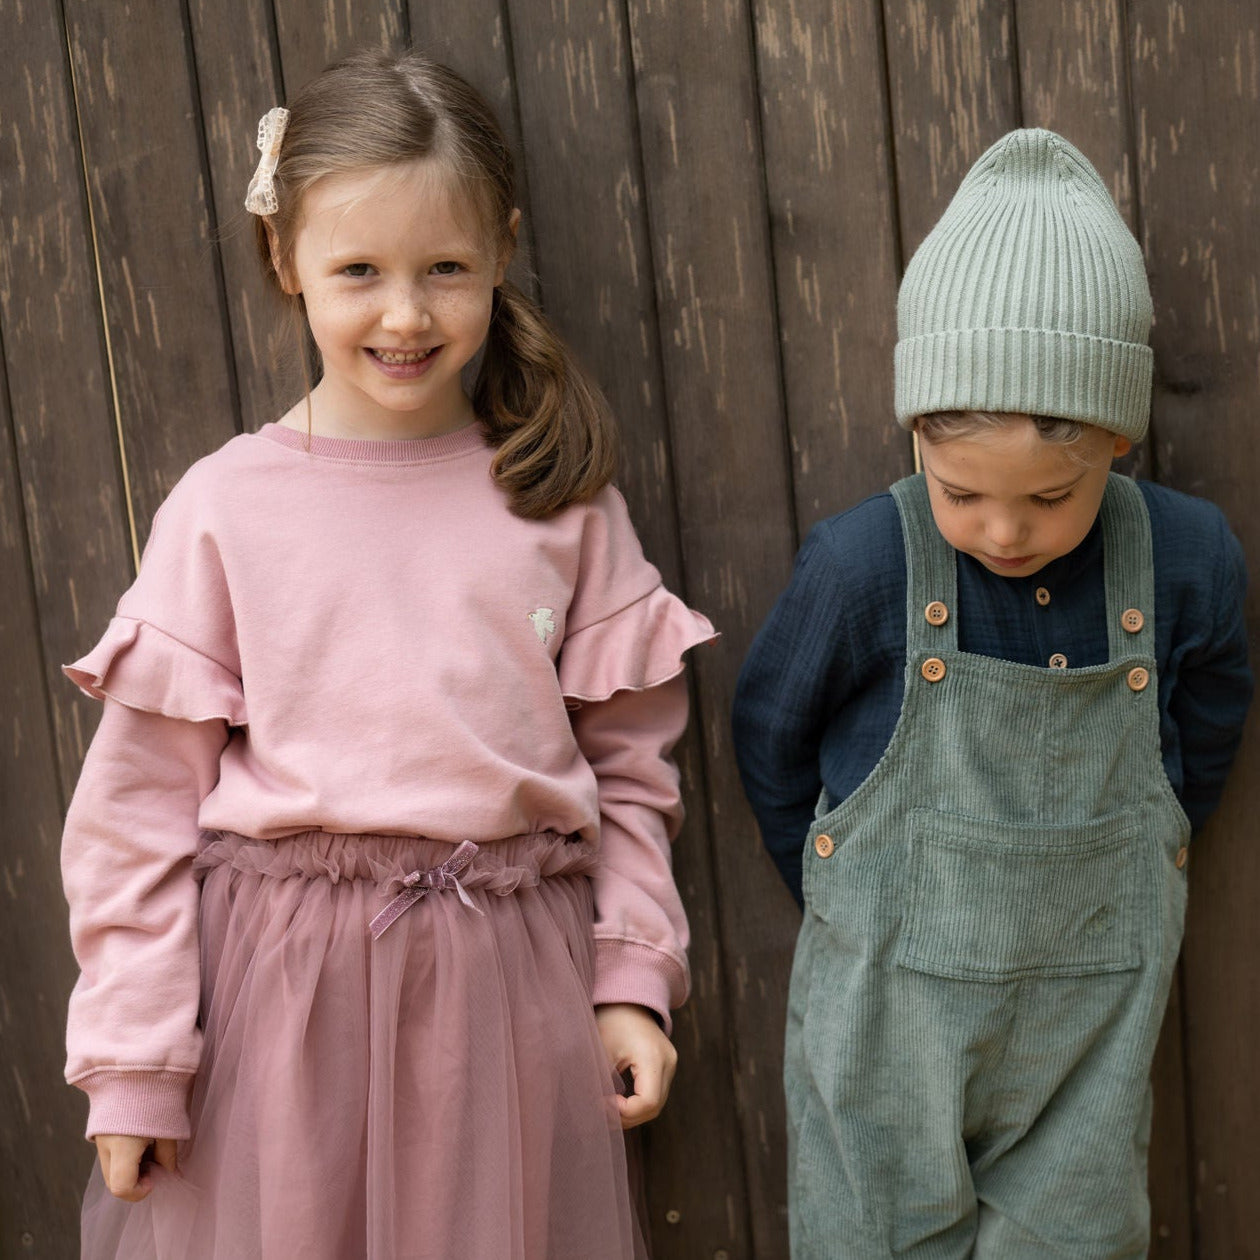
[{"xmin": 475, "ymin": 281, "xmax": 618, "ymax": 519}]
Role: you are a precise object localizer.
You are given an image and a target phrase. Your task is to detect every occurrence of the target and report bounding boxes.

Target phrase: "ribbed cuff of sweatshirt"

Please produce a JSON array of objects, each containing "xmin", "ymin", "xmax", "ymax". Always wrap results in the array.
[
  {"xmin": 592, "ymin": 938, "xmax": 689, "ymax": 1036},
  {"xmin": 77, "ymin": 1069, "xmax": 193, "ymax": 1141}
]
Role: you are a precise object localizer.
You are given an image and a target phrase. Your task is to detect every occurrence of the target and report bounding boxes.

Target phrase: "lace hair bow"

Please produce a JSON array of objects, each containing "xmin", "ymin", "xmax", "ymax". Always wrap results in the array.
[{"xmin": 244, "ymin": 107, "xmax": 290, "ymax": 216}]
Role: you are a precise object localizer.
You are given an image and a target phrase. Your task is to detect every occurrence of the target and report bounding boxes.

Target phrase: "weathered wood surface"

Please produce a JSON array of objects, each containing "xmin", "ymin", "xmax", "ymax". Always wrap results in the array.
[
  {"xmin": 1128, "ymin": 4, "xmax": 1260, "ymax": 1256},
  {"xmin": 4, "ymin": 4, "xmax": 1259, "ymax": 1257},
  {"xmin": 187, "ymin": 0, "xmax": 289, "ymax": 433},
  {"xmin": 624, "ymin": 0, "xmax": 798, "ymax": 1254},
  {"xmin": 753, "ymin": 0, "xmax": 912, "ymax": 530},
  {"xmin": 63, "ymin": 0, "xmax": 239, "ymax": 539}
]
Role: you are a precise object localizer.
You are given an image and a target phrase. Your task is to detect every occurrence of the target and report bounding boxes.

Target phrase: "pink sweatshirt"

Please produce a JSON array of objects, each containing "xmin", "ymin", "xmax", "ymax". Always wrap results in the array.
[{"xmin": 62, "ymin": 421, "xmax": 714, "ymax": 1139}]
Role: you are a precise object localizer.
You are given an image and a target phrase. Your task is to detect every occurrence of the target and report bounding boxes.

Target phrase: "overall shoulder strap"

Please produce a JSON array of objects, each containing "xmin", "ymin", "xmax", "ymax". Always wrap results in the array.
[
  {"xmin": 891, "ymin": 473, "xmax": 959, "ymax": 654},
  {"xmin": 1098, "ymin": 472, "xmax": 1155, "ymax": 660}
]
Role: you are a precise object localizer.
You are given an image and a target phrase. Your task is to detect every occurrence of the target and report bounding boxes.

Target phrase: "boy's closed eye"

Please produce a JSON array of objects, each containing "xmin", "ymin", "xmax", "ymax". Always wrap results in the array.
[{"xmin": 938, "ymin": 486, "xmax": 1079, "ymax": 510}]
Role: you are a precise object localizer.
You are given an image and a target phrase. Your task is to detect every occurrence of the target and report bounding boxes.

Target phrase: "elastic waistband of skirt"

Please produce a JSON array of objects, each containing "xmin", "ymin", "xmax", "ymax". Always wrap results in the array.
[{"xmin": 193, "ymin": 829, "xmax": 597, "ymax": 894}]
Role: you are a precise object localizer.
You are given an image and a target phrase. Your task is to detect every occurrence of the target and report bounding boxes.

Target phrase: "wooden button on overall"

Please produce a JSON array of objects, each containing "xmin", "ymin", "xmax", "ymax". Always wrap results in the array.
[
  {"xmin": 1048, "ymin": 653, "xmax": 1068, "ymax": 669},
  {"xmin": 924, "ymin": 600, "xmax": 949, "ymax": 626},
  {"xmin": 1175, "ymin": 846, "xmax": 1189, "ymax": 870},
  {"xmin": 814, "ymin": 833, "xmax": 836, "ymax": 858},
  {"xmin": 921, "ymin": 657, "xmax": 946, "ymax": 683},
  {"xmin": 1035, "ymin": 586, "xmax": 1051, "ymax": 606},
  {"xmin": 1121, "ymin": 608, "xmax": 1145, "ymax": 633},
  {"xmin": 1127, "ymin": 666, "xmax": 1150, "ymax": 692}
]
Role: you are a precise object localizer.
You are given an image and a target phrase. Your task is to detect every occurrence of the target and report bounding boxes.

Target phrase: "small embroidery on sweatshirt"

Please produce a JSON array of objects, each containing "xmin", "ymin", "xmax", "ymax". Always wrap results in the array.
[{"xmin": 528, "ymin": 607, "xmax": 557, "ymax": 644}]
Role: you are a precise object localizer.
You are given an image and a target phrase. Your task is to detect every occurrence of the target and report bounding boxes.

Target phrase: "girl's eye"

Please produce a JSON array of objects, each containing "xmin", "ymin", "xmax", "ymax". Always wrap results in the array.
[
  {"xmin": 431, "ymin": 260, "xmax": 463, "ymax": 276},
  {"xmin": 343, "ymin": 263, "xmax": 374, "ymax": 278},
  {"xmin": 941, "ymin": 489, "xmax": 975, "ymax": 506},
  {"xmin": 1032, "ymin": 490, "xmax": 1076, "ymax": 510}
]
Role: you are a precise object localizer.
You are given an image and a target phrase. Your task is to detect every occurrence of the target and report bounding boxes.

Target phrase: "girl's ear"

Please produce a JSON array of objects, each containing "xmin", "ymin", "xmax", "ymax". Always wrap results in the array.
[
  {"xmin": 266, "ymin": 222, "xmax": 300, "ymax": 295},
  {"xmin": 495, "ymin": 209, "xmax": 522, "ymax": 286},
  {"xmin": 1111, "ymin": 435, "xmax": 1133, "ymax": 459}
]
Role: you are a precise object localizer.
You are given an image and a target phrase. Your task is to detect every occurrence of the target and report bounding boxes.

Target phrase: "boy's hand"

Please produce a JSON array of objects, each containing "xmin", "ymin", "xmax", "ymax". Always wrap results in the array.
[
  {"xmin": 595, "ymin": 1002, "xmax": 678, "ymax": 1129},
  {"xmin": 94, "ymin": 1134, "xmax": 178, "ymax": 1201}
]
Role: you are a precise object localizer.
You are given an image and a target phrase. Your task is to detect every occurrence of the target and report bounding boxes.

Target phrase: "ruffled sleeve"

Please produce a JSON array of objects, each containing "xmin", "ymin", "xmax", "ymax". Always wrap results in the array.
[
  {"xmin": 557, "ymin": 486, "xmax": 716, "ymax": 707},
  {"xmin": 62, "ymin": 463, "xmax": 245, "ymax": 725},
  {"xmin": 65, "ymin": 616, "xmax": 246, "ymax": 726},
  {"xmin": 558, "ymin": 584, "xmax": 716, "ymax": 706}
]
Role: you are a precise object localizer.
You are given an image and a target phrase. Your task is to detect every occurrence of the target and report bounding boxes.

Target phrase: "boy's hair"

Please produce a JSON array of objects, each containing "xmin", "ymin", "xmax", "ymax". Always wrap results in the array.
[
  {"xmin": 916, "ymin": 410, "xmax": 1085, "ymax": 446},
  {"xmin": 254, "ymin": 48, "xmax": 616, "ymax": 518}
]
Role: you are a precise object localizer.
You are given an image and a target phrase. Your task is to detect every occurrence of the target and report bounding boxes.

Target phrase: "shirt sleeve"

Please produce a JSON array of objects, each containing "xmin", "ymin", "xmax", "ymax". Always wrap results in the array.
[
  {"xmin": 732, "ymin": 521, "xmax": 859, "ymax": 906},
  {"xmin": 62, "ymin": 700, "xmax": 228, "ymax": 1139},
  {"xmin": 558, "ymin": 487, "xmax": 714, "ymax": 1030},
  {"xmin": 1168, "ymin": 513, "xmax": 1252, "ymax": 830},
  {"xmin": 571, "ymin": 676, "xmax": 692, "ymax": 1031},
  {"xmin": 61, "ymin": 467, "xmax": 244, "ymax": 1139}
]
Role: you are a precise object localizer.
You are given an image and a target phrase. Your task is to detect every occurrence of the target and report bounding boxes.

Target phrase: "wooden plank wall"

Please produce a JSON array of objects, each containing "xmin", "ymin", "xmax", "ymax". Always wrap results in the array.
[{"xmin": 1, "ymin": 2, "xmax": 1256, "ymax": 1256}]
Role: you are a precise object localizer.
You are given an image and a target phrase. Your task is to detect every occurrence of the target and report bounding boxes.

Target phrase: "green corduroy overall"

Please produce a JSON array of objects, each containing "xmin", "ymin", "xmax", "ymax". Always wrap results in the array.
[{"xmin": 785, "ymin": 473, "xmax": 1190, "ymax": 1259}]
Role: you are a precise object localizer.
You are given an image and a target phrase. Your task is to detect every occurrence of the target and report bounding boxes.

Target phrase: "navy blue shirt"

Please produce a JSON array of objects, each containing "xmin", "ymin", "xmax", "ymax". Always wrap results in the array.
[{"xmin": 732, "ymin": 480, "xmax": 1252, "ymax": 905}]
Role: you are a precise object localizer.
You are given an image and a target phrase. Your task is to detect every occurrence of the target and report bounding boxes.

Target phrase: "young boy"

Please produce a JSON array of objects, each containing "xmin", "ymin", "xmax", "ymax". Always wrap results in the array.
[{"xmin": 733, "ymin": 130, "xmax": 1251, "ymax": 1258}]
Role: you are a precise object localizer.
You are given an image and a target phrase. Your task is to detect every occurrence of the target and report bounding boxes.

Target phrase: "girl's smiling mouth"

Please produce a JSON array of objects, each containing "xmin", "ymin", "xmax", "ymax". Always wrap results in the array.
[
  {"xmin": 370, "ymin": 347, "xmax": 436, "ymax": 364},
  {"xmin": 367, "ymin": 346, "xmax": 440, "ymax": 378}
]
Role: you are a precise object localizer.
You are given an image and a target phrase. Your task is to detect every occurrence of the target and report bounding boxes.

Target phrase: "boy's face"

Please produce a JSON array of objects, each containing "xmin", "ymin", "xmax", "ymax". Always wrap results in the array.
[{"xmin": 918, "ymin": 418, "xmax": 1132, "ymax": 578}]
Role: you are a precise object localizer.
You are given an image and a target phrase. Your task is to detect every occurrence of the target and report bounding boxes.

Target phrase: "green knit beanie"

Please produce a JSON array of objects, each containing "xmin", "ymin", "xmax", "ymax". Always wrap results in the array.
[{"xmin": 894, "ymin": 129, "xmax": 1153, "ymax": 441}]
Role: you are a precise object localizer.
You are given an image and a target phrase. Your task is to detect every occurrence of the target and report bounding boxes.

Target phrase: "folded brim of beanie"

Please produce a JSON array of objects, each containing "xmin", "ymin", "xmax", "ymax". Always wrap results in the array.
[{"xmin": 894, "ymin": 326, "xmax": 1152, "ymax": 442}]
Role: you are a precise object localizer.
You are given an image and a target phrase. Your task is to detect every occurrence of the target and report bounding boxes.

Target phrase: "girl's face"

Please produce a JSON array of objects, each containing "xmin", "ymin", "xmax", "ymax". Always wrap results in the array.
[
  {"xmin": 918, "ymin": 417, "xmax": 1131, "ymax": 578},
  {"xmin": 276, "ymin": 160, "xmax": 513, "ymax": 440}
]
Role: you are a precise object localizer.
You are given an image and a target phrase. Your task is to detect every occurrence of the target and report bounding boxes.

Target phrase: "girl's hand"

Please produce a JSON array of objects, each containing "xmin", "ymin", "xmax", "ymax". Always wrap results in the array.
[
  {"xmin": 595, "ymin": 1002, "xmax": 678, "ymax": 1130},
  {"xmin": 94, "ymin": 1134, "xmax": 178, "ymax": 1202}
]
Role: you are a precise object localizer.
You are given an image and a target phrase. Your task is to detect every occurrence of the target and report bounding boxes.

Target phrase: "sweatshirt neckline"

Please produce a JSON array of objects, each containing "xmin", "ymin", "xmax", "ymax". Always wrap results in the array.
[{"xmin": 256, "ymin": 421, "xmax": 488, "ymax": 464}]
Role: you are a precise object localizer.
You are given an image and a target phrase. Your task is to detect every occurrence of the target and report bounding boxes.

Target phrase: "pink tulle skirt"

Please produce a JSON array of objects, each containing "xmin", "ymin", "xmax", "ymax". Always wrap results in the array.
[{"xmin": 81, "ymin": 830, "xmax": 648, "ymax": 1260}]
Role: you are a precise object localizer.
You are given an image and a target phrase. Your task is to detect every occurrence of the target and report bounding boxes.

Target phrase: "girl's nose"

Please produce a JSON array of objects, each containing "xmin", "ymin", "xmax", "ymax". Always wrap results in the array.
[{"xmin": 381, "ymin": 286, "xmax": 432, "ymax": 334}]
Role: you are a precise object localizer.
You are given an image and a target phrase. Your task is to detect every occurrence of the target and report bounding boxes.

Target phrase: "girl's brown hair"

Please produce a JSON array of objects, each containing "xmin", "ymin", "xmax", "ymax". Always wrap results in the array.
[{"xmin": 255, "ymin": 48, "xmax": 616, "ymax": 518}]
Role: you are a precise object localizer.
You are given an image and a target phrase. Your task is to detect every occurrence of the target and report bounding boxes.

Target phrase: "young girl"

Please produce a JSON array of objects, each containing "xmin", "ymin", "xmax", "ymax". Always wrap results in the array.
[
  {"xmin": 733, "ymin": 130, "xmax": 1250, "ymax": 1257},
  {"xmin": 62, "ymin": 48, "xmax": 713, "ymax": 1260}
]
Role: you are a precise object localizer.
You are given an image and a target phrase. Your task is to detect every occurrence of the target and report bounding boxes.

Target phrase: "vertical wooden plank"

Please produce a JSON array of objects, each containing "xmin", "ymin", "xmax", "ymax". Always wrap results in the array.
[
  {"xmin": 625, "ymin": 0, "xmax": 799, "ymax": 1253},
  {"xmin": 64, "ymin": 0, "xmax": 239, "ymax": 535},
  {"xmin": 504, "ymin": 3, "xmax": 751, "ymax": 1255},
  {"xmin": 1013, "ymin": 4, "xmax": 1179, "ymax": 1240},
  {"xmin": 883, "ymin": 0, "xmax": 1021, "ymax": 253},
  {"xmin": 0, "ymin": 0, "xmax": 134, "ymax": 785},
  {"xmin": 753, "ymin": 0, "xmax": 911, "ymax": 530},
  {"xmin": 1128, "ymin": 5, "xmax": 1260, "ymax": 1251},
  {"xmin": 0, "ymin": 347, "xmax": 94, "ymax": 1259},
  {"xmin": 273, "ymin": 0, "xmax": 406, "ymax": 93},
  {"xmin": 187, "ymin": 5, "xmax": 290, "ymax": 432}
]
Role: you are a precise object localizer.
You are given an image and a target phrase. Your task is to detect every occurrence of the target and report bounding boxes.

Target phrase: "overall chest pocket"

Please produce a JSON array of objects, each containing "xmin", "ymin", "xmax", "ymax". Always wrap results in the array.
[{"xmin": 895, "ymin": 809, "xmax": 1142, "ymax": 982}]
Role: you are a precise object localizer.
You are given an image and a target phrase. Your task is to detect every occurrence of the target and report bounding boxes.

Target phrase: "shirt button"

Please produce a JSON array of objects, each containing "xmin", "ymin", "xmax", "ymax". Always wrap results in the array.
[
  {"xmin": 1035, "ymin": 587, "xmax": 1051, "ymax": 606},
  {"xmin": 814, "ymin": 833, "xmax": 836, "ymax": 859},
  {"xmin": 1048, "ymin": 653, "xmax": 1068, "ymax": 669},
  {"xmin": 1121, "ymin": 608, "xmax": 1145, "ymax": 633},
  {"xmin": 1127, "ymin": 666, "xmax": 1150, "ymax": 692},
  {"xmin": 921, "ymin": 657, "xmax": 946, "ymax": 683},
  {"xmin": 924, "ymin": 600, "xmax": 949, "ymax": 626},
  {"xmin": 1174, "ymin": 846, "xmax": 1189, "ymax": 870}
]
